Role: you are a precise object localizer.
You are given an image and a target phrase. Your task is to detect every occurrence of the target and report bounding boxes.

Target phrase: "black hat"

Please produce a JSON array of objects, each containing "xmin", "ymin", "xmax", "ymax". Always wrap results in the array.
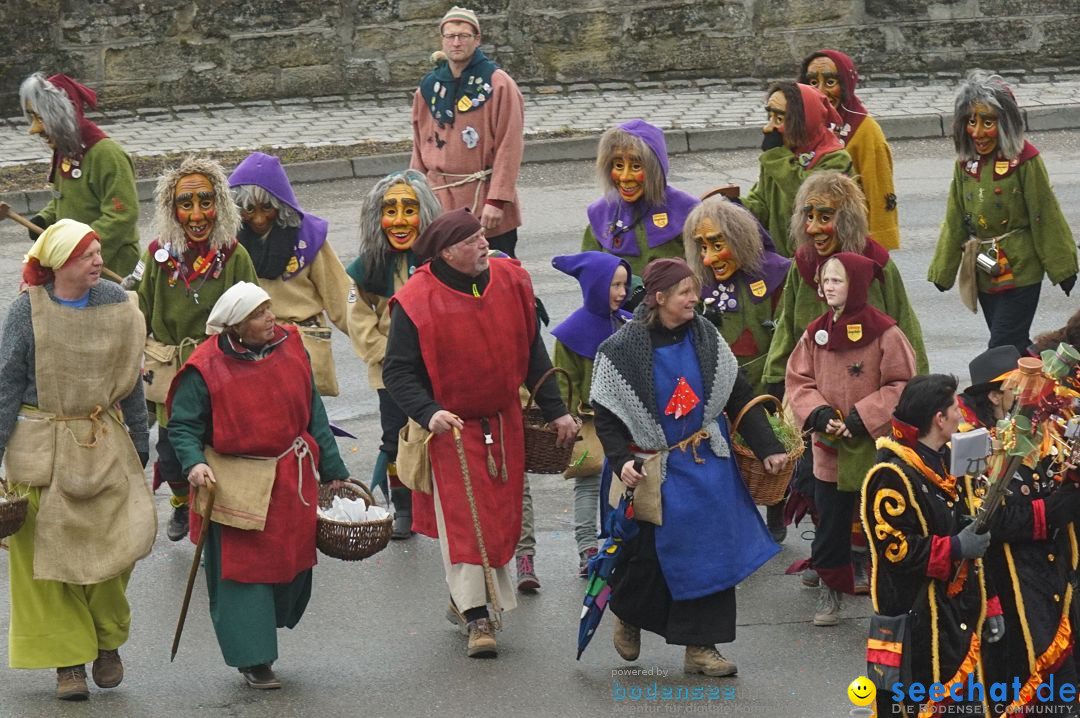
[{"xmin": 967, "ymin": 345, "xmax": 1020, "ymax": 392}]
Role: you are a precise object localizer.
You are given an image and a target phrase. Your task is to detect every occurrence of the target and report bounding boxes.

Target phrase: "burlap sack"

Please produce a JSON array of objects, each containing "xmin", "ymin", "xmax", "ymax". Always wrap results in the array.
[
  {"xmin": 397, "ymin": 418, "xmax": 433, "ymax": 494},
  {"xmin": 142, "ymin": 336, "xmax": 181, "ymax": 404},
  {"xmin": 608, "ymin": 451, "xmax": 663, "ymax": 525},
  {"xmin": 191, "ymin": 447, "xmax": 277, "ymax": 531},
  {"xmin": 297, "ymin": 322, "xmax": 339, "ymax": 397},
  {"xmin": 957, "ymin": 238, "xmax": 980, "ymax": 314},
  {"xmin": 563, "ymin": 417, "xmax": 604, "ymax": 479}
]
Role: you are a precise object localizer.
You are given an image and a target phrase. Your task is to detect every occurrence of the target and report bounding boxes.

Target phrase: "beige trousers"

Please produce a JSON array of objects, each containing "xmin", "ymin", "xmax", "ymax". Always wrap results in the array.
[{"xmin": 432, "ymin": 480, "xmax": 517, "ymax": 614}]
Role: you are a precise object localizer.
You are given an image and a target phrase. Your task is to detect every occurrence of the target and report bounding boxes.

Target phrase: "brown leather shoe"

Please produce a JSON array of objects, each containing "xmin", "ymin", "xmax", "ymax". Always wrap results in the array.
[
  {"xmin": 56, "ymin": 665, "xmax": 89, "ymax": 701},
  {"xmin": 239, "ymin": 664, "xmax": 282, "ymax": 690},
  {"xmin": 684, "ymin": 645, "xmax": 738, "ymax": 677},
  {"xmin": 613, "ymin": 616, "xmax": 640, "ymax": 661},
  {"xmin": 466, "ymin": 618, "xmax": 498, "ymax": 658},
  {"xmin": 92, "ymin": 648, "xmax": 124, "ymax": 688}
]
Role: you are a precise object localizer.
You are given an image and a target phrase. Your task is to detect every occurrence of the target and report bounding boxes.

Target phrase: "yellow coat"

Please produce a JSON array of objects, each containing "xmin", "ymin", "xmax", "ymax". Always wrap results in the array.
[{"xmin": 846, "ymin": 116, "xmax": 900, "ymax": 250}]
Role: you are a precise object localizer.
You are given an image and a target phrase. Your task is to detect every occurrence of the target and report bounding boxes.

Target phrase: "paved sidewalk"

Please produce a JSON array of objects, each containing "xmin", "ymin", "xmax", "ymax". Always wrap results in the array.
[{"xmin": 5, "ymin": 78, "xmax": 1080, "ymax": 169}]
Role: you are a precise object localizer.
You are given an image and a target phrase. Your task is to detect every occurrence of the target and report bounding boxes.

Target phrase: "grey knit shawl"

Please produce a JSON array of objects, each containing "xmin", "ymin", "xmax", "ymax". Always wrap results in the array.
[{"xmin": 591, "ymin": 312, "xmax": 739, "ymax": 476}]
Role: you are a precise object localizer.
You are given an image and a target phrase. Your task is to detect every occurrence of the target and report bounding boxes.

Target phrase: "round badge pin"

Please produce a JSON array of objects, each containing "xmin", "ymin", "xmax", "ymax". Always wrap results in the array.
[
  {"xmin": 154, "ymin": 248, "xmax": 170, "ymax": 263},
  {"xmin": 71, "ymin": 168, "xmax": 82, "ymax": 179},
  {"xmin": 814, "ymin": 329, "xmax": 829, "ymax": 346}
]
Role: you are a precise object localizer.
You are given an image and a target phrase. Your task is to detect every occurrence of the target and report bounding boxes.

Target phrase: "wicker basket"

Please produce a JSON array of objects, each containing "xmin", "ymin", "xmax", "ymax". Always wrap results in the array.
[
  {"xmin": 523, "ymin": 367, "xmax": 575, "ymax": 474},
  {"xmin": 316, "ymin": 479, "xmax": 393, "ymax": 561},
  {"xmin": 0, "ymin": 478, "xmax": 29, "ymax": 540},
  {"xmin": 731, "ymin": 395, "xmax": 804, "ymax": 506}
]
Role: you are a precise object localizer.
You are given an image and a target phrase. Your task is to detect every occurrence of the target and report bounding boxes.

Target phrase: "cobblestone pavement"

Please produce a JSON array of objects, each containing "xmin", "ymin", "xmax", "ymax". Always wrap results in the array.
[{"xmin": 5, "ymin": 77, "xmax": 1080, "ymax": 168}]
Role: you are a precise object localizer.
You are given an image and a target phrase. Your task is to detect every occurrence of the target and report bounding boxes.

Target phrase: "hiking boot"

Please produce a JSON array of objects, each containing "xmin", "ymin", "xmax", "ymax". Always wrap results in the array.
[
  {"xmin": 390, "ymin": 486, "xmax": 413, "ymax": 540},
  {"xmin": 239, "ymin": 664, "xmax": 281, "ymax": 690},
  {"xmin": 766, "ymin": 500, "xmax": 788, "ymax": 543},
  {"xmin": 516, "ymin": 554, "xmax": 540, "ymax": 592},
  {"xmin": 466, "ymin": 618, "xmax": 497, "ymax": 658},
  {"xmin": 166, "ymin": 503, "xmax": 189, "ymax": 542},
  {"xmin": 801, "ymin": 567, "xmax": 820, "ymax": 587},
  {"xmin": 852, "ymin": 549, "xmax": 870, "ymax": 595},
  {"xmin": 578, "ymin": 547, "xmax": 599, "ymax": 578},
  {"xmin": 813, "ymin": 585, "xmax": 842, "ymax": 627},
  {"xmin": 56, "ymin": 665, "xmax": 89, "ymax": 701},
  {"xmin": 91, "ymin": 648, "xmax": 123, "ymax": 688},
  {"xmin": 684, "ymin": 645, "xmax": 738, "ymax": 677},
  {"xmin": 446, "ymin": 600, "xmax": 468, "ymax": 635},
  {"xmin": 613, "ymin": 616, "xmax": 640, "ymax": 661}
]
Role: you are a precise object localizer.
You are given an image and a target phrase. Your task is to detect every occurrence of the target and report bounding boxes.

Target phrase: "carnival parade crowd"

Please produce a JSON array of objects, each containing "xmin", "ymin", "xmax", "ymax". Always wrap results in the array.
[{"xmin": 3, "ymin": 5, "xmax": 1080, "ymax": 716}]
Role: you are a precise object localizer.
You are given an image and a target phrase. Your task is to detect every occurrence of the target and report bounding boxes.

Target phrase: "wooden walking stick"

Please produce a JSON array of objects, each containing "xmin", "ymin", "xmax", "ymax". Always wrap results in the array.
[
  {"xmin": 170, "ymin": 483, "xmax": 215, "ymax": 661},
  {"xmin": 0, "ymin": 201, "xmax": 126, "ymax": 283},
  {"xmin": 451, "ymin": 425, "xmax": 502, "ymax": 629}
]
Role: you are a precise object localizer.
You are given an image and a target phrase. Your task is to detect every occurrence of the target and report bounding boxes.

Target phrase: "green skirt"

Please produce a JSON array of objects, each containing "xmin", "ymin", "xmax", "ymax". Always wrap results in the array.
[{"xmin": 7, "ymin": 485, "xmax": 131, "ymax": 669}]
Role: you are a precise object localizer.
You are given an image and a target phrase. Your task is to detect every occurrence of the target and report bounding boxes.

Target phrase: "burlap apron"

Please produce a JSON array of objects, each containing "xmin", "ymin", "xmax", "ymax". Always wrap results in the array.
[{"xmin": 21, "ymin": 286, "xmax": 156, "ymax": 584}]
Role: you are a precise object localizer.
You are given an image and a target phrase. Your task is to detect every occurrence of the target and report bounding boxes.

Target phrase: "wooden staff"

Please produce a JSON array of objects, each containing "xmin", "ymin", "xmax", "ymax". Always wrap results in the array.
[
  {"xmin": 170, "ymin": 483, "xmax": 215, "ymax": 661},
  {"xmin": 451, "ymin": 426, "xmax": 502, "ymax": 629},
  {"xmin": 0, "ymin": 202, "xmax": 125, "ymax": 283}
]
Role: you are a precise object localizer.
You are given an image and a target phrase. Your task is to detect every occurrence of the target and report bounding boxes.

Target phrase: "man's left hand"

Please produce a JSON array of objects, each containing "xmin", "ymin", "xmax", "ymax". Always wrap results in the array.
[
  {"xmin": 550, "ymin": 414, "xmax": 580, "ymax": 448},
  {"xmin": 480, "ymin": 203, "xmax": 503, "ymax": 232},
  {"xmin": 762, "ymin": 453, "xmax": 788, "ymax": 475}
]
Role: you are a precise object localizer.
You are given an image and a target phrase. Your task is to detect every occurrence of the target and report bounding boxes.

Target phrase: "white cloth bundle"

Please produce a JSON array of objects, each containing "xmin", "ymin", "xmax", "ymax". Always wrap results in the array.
[{"xmin": 318, "ymin": 494, "xmax": 390, "ymax": 523}]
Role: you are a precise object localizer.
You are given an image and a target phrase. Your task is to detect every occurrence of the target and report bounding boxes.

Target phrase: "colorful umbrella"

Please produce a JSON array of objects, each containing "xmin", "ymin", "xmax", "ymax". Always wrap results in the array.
[{"xmin": 577, "ymin": 488, "xmax": 639, "ymax": 659}]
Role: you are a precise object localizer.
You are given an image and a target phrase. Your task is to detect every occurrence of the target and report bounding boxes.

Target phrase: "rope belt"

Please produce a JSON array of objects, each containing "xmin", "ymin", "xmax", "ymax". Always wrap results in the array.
[
  {"xmin": 671, "ymin": 429, "xmax": 711, "ymax": 464},
  {"xmin": 276, "ymin": 436, "xmax": 319, "ymax": 507},
  {"xmin": 431, "ymin": 169, "xmax": 493, "ymax": 214},
  {"xmin": 54, "ymin": 405, "xmax": 109, "ymax": 448}
]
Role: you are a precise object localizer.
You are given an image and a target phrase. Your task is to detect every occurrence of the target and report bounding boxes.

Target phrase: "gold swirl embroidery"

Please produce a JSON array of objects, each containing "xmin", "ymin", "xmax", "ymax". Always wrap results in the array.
[{"xmin": 873, "ymin": 488, "xmax": 909, "ymax": 563}]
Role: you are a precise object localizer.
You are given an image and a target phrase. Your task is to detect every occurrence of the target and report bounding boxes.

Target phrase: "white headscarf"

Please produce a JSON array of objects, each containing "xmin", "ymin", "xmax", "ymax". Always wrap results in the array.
[{"xmin": 205, "ymin": 282, "xmax": 270, "ymax": 335}]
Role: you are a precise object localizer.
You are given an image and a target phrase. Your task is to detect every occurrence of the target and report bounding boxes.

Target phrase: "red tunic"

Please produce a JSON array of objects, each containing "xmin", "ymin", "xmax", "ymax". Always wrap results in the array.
[
  {"xmin": 391, "ymin": 258, "xmax": 536, "ymax": 566},
  {"xmin": 178, "ymin": 327, "xmax": 319, "ymax": 583}
]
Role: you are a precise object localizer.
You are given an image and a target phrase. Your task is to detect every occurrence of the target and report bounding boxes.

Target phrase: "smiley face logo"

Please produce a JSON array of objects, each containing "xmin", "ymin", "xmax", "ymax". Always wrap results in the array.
[{"xmin": 847, "ymin": 676, "xmax": 876, "ymax": 707}]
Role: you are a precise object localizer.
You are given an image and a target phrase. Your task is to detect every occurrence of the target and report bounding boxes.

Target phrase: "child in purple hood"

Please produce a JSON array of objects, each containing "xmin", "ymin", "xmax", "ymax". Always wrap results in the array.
[
  {"xmin": 581, "ymin": 120, "xmax": 699, "ymax": 278},
  {"xmin": 551, "ymin": 251, "xmax": 632, "ymax": 575}
]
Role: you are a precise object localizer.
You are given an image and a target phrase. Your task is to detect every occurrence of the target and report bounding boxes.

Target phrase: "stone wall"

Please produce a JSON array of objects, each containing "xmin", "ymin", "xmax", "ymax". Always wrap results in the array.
[{"xmin": 3, "ymin": 0, "xmax": 1079, "ymax": 113}]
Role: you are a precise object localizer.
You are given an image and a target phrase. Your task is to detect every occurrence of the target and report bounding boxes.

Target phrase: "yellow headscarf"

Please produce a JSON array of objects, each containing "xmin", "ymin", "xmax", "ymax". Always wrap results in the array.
[{"xmin": 23, "ymin": 218, "xmax": 97, "ymax": 286}]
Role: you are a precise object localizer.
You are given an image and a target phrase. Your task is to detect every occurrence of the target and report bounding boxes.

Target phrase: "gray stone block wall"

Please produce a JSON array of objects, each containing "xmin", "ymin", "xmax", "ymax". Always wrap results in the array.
[{"xmin": 3, "ymin": 0, "xmax": 1079, "ymax": 113}]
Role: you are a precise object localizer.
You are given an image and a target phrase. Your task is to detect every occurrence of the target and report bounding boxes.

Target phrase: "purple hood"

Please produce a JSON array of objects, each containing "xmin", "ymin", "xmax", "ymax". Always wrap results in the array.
[
  {"xmin": 587, "ymin": 119, "xmax": 700, "ymax": 256},
  {"xmin": 550, "ymin": 251, "xmax": 632, "ymax": 360},
  {"xmin": 228, "ymin": 152, "xmax": 328, "ymax": 278}
]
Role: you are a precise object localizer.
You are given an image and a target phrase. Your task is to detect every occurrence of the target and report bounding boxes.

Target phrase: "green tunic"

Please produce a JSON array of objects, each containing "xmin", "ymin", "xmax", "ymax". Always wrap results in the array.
[
  {"xmin": 928, "ymin": 153, "xmax": 1077, "ymax": 291},
  {"xmin": 762, "ymin": 260, "xmax": 929, "ymax": 385},
  {"xmin": 554, "ymin": 340, "xmax": 594, "ymax": 417},
  {"xmin": 741, "ymin": 147, "xmax": 854, "ymax": 258},
  {"xmin": 35, "ymin": 138, "xmax": 140, "ymax": 276},
  {"xmin": 707, "ymin": 278, "xmax": 780, "ymax": 395},
  {"xmin": 580, "ymin": 223, "xmax": 683, "ymax": 278},
  {"xmin": 135, "ymin": 243, "xmax": 258, "ymax": 424}
]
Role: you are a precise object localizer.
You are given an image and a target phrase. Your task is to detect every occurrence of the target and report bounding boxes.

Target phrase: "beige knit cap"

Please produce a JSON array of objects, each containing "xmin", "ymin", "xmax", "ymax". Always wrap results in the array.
[{"xmin": 440, "ymin": 6, "xmax": 480, "ymax": 34}]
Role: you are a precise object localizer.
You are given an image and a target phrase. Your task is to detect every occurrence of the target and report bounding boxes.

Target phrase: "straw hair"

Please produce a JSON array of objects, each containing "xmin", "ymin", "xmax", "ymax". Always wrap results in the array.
[
  {"xmin": 154, "ymin": 157, "xmax": 239, "ymax": 254},
  {"xmin": 595, "ymin": 128, "xmax": 665, "ymax": 207},
  {"xmin": 359, "ymin": 169, "xmax": 442, "ymax": 277},
  {"xmin": 789, "ymin": 171, "xmax": 868, "ymax": 254},
  {"xmin": 682, "ymin": 197, "xmax": 763, "ymax": 285}
]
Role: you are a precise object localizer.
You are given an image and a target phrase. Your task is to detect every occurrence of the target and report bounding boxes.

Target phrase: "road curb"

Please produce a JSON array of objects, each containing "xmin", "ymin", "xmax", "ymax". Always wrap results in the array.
[{"xmin": 5, "ymin": 105, "xmax": 1080, "ymax": 211}]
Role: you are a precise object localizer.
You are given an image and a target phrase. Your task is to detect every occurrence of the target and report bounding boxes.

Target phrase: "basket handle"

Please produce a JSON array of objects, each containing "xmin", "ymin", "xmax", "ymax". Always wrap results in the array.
[
  {"xmin": 340, "ymin": 477, "xmax": 376, "ymax": 506},
  {"xmin": 525, "ymin": 366, "xmax": 573, "ymax": 420},
  {"xmin": 731, "ymin": 394, "xmax": 783, "ymax": 435}
]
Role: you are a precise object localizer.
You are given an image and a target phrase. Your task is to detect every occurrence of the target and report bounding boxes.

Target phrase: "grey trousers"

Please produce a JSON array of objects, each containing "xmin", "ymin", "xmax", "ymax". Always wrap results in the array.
[{"xmin": 573, "ymin": 474, "xmax": 601, "ymax": 555}]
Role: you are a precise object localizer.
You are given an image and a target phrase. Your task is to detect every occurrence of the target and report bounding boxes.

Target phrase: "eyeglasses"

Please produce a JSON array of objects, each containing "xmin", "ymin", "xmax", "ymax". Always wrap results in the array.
[{"xmin": 441, "ymin": 33, "xmax": 476, "ymax": 42}]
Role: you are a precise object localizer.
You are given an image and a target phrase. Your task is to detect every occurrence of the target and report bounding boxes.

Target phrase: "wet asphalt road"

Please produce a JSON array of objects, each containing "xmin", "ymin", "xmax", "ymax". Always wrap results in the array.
[{"xmin": 0, "ymin": 131, "xmax": 1077, "ymax": 716}]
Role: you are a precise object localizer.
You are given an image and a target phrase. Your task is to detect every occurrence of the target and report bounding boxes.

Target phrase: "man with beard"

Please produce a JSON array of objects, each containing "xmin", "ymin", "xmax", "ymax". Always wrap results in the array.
[
  {"xmin": 410, "ymin": 6, "xmax": 525, "ymax": 258},
  {"xmin": 19, "ymin": 73, "xmax": 140, "ymax": 277},
  {"xmin": 134, "ymin": 158, "xmax": 258, "ymax": 542}
]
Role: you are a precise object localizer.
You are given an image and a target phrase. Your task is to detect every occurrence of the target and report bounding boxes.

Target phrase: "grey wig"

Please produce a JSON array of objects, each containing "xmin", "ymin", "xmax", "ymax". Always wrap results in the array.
[
  {"xmin": 153, "ymin": 157, "xmax": 240, "ymax": 253},
  {"xmin": 19, "ymin": 72, "xmax": 82, "ymax": 158},
  {"xmin": 789, "ymin": 171, "xmax": 868, "ymax": 254},
  {"xmin": 682, "ymin": 197, "xmax": 764, "ymax": 285},
  {"xmin": 595, "ymin": 128, "xmax": 666, "ymax": 207},
  {"xmin": 359, "ymin": 170, "xmax": 441, "ymax": 277},
  {"xmin": 231, "ymin": 185, "xmax": 301, "ymax": 229},
  {"xmin": 952, "ymin": 71, "xmax": 1024, "ymax": 163}
]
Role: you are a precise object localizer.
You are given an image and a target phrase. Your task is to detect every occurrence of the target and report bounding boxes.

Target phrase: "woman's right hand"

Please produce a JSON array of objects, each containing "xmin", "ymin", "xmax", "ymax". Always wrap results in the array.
[
  {"xmin": 620, "ymin": 459, "xmax": 645, "ymax": 488},
  {"xmin": 188, "ymin": 462, "xmax": 216, "ymax": 487},
  {"xmin": 428, "ymin": 410, "xmax": 464, "ymax": 435}
]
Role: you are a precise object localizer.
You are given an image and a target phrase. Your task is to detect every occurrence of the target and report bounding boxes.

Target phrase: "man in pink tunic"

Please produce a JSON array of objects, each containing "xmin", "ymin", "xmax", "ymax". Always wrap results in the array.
[{"xmin": 410, "ymin": 6, "xmax": 525, "ymax": 258}]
